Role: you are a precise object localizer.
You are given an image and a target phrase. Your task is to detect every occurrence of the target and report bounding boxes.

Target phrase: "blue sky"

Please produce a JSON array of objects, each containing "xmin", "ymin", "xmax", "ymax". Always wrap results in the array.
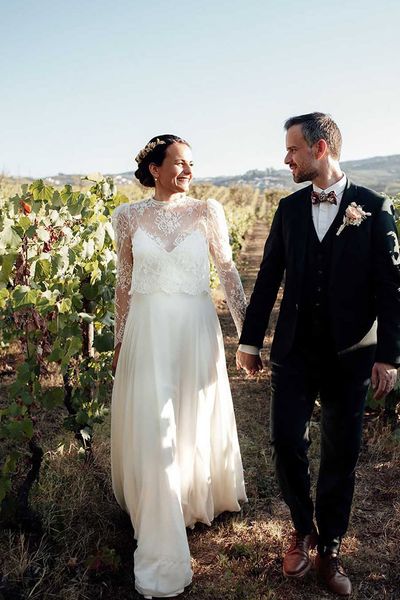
[{"xmin": 1, "ymin": 0, "xmax": 399, "ymax": 178}]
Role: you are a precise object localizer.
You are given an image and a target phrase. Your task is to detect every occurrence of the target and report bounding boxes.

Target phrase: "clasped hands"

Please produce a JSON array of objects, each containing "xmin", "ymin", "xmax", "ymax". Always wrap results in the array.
[{"xmin": 236, "ymin": 350, "xmax": 263, "ymax": 377}]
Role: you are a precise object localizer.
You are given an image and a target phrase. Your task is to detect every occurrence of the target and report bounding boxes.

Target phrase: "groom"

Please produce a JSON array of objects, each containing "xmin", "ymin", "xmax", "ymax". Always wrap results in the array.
[{"xmin": 237, "ymin": 113, "xmax": 400, "ymax": 596}]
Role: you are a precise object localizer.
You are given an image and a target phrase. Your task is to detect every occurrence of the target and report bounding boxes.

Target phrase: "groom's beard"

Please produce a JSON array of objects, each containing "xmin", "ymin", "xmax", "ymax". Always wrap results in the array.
[{"xmin": 292, "ymin": 167, "xmax": 319, "ymax": 183}]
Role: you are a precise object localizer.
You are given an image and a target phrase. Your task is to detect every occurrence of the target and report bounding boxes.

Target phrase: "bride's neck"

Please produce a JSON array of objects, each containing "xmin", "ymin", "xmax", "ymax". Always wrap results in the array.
[{"xmin": 153, "ymin": 189, "xmax": 184, "ymax": 202}]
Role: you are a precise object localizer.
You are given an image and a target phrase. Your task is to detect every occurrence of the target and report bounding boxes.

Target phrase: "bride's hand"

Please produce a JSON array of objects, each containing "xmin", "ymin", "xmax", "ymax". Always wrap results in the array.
[{"xmin": 112, "ymin": 343, "xmax": 122, "ymax": 375}]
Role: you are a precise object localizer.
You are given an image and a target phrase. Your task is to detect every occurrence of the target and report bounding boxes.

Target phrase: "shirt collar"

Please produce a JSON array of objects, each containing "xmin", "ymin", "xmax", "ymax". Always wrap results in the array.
[{"xmin": 313, "ymin": 173, "xmax": 347, "ymax": 196}]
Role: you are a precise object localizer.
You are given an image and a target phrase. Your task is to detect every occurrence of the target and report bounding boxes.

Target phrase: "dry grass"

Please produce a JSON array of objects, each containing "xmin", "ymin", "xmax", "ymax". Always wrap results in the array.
[{"xmin": 1, "ymin": 221, "xmax": 399, "ymax": 599}]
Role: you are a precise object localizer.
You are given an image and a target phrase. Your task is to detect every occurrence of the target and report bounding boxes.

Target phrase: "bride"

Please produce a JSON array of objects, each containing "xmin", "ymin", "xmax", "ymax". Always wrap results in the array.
[{"xmin": 111, "ymin": 134, "xmax": 248, "ymax": 598}]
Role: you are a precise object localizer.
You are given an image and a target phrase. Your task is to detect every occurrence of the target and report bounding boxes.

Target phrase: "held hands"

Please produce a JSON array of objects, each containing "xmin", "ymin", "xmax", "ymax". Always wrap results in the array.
[
  {"xmin": 236, "ymin": 350, "xmax": 263, "ymax": 376},
  {"xmin": 371, "ymin": 362, "xmax": 398, "ymax": 400}
]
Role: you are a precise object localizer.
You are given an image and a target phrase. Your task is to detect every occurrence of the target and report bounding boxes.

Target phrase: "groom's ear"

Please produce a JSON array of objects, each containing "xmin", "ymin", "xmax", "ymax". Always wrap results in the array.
[{"xmin": 313, "ymin": 139, "xmax": 328, "ymax": 160}]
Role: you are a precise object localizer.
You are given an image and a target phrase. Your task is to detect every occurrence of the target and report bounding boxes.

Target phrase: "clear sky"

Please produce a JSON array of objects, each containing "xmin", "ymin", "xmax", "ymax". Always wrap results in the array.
[{"xmin": 1, "ymin": 0, "xmax": 399, "ymax": 179}]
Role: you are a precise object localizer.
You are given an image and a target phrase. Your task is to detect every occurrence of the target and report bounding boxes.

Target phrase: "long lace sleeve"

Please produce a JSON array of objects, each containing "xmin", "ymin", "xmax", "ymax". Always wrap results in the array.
[
  {"xmin": 207, "ymin": 198, "xmax": 247, "ymax": 337},
  {"xmin": 112, "ymin": 205, "xmax": 133, "ymax": 347}
]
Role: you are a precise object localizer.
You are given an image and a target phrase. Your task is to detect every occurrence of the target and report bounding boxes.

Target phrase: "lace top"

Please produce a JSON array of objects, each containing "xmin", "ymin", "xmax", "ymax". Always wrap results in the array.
[{"xmin": 112, "ymin": 195, "xmax": 247, "ymax": 345}]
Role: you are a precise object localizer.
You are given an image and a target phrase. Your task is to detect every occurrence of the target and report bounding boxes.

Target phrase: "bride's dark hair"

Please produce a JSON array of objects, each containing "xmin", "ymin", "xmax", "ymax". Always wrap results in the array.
[{"xmin": 134, "ymin": 134, "xmax": 190, "ymax": 188}]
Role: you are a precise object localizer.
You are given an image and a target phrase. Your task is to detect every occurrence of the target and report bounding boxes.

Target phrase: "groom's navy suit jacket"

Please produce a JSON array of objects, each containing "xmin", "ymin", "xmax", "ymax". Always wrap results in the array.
[{"xmin": 240, "ymin": 181, "xmax": 400, "ymax": 366}]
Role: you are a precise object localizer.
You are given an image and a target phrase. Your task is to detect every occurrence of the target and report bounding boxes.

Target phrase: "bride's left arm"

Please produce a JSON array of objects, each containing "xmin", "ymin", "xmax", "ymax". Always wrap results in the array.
[
  {"xmin": 112, "ymin": 205, "xmax": 134, "ymax": 349},
  {"xmin": 207, "ymin": 198, "xmax": 247, "ymax": 337}
]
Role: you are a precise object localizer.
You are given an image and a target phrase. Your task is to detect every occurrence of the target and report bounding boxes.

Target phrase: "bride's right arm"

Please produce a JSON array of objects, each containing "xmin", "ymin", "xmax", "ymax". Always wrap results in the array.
[{"xmin": 112, "ymin": 206, "xmax": 134, "ymax": 350}]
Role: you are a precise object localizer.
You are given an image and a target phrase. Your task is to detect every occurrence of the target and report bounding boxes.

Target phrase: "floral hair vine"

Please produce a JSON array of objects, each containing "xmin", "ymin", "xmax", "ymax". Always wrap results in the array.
[{"xmin": 135, "ymin": 138, "xmax": 166, "ymax": 165}]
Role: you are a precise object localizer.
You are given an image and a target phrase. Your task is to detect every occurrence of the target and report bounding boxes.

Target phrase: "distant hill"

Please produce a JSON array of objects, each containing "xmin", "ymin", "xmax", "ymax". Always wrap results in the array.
[
  {"xmin": 12, "ymin": 154, "xmax": 400, "ymax": 196},
  {"xmin": 196, "ymin": 155, "xmax": 400, "ymax": 195}
]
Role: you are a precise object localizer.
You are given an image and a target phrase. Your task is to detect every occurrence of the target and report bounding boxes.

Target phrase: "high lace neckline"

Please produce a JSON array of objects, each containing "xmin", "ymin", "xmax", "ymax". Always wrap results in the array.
[{"xmin": 148, "ymin": 194, "xmax": 187, "ymax": 208}]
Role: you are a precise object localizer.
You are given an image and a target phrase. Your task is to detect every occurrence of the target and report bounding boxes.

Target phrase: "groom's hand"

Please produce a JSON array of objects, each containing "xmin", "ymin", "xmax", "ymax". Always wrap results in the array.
[
  {"xmin": 236, "ymin": 350, "xmax": 263, "ymax": 376},
  {"xmin": 371, "ymin": 362, "xmax": 398, "ymax": 400}
]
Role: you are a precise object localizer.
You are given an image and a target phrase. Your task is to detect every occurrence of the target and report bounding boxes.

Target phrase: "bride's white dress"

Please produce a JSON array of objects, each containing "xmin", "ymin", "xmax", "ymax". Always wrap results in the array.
[{"xmin": 111, "ymin": 195, "xmax": 248, "ymax": 598}]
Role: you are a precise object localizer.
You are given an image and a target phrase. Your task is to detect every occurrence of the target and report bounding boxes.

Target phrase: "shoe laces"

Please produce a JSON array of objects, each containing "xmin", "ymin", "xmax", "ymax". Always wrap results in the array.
[
  {"xmin": 289, "ymin": 531, "xmax": 310, "ymax": 552},
  {"xmin": 327, "ymin": 554, "xmax": 347, "ymax": 577}
]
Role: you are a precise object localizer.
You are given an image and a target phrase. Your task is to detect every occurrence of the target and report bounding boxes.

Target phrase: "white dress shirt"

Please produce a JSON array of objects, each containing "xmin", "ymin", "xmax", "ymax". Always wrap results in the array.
[
  {"xmin": 312, "ymin": 173, "xmax": 347, "ymax": 241},
  {"xmin": 239, "ymin": 174, "xmax": 347, "ymax": 355}
]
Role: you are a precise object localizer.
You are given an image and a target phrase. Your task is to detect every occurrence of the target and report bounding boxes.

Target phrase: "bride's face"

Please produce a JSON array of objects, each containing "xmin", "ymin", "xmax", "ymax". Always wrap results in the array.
[{"xmin": 152, "ymin": 142, "xmax": 194, "ymax": 194}]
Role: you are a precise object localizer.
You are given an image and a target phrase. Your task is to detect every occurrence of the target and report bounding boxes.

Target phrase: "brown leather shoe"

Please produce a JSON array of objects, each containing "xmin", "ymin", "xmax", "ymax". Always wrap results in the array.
[
  {"xmin": 315, "ymin": 552, "xmax": 352, "ymax": 596},
  {"xmin": 283, "ymin": 529, "xmax": 317, "ymax": 578}
]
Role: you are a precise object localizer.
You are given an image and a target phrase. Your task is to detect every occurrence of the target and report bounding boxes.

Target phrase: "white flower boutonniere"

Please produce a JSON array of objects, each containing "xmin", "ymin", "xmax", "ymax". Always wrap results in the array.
[{"xmin": 336, "ymin": 202, "xmax": 371, "ymax": 236}]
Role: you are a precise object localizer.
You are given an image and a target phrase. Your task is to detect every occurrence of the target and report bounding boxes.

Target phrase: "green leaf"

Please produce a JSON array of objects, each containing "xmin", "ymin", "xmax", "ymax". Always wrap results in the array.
[
  {"xmin": 6, "ymin": 420, "xmax": 28, "ymax": 440},
  {"xmin": 94, "ymin": 224, "xmax": 105, "ymax": 248},
  {"xmin": 0, "ymin": 253, "xmax": 17, "ymax": 283},
  {"xmin": 47, "ymin": 319, "xmax": 58, "ymax": 335},
  {"xmin": 47, "ymin": 341, "xmax": 64, "ymax": 362},
  {"xmin": 30, "ymin": 180, "xmax": 54, "ymax": 202},
  {"xmin": 12, "ymin": 286, "xmax": 38, "ymax": 308},
  {"xmin": 50, "ymin": 191, "xmax": 63, "ymax": 208},
  {"xmin": 93, "ymin": 331, "xmax": 114, "ymax": 353},
  {"xmin": 0, "ymin": 288, "xmax": 10, "ymax": 309},
  {"xmin": 57, "ymin": 298, "xmax": 72, "ymax": 314},
  {"xmin": 2, "ymin": 453, "xmax": 17, "ymax": 475},
  {"xmin": 33, "ymin": 379, "xmax": 42, "ymax": 398},
  {"xmin": 8, "ymin": 380, "xmax": 25, "ymax": 398},
  {"xmin": 59, "ymin": 335, "xmax": 82, "ymax": 367},
  {"xmin": 68, "ymin": 335, "xmax": 83, "ymax": 355},
  {"xmin": 90, "ymin": 264, "xmax": 101, "ymax": 284},
  {"xmin": 34, "ymin": 258, "xmax": 52, "ymax": 281},
  {"xmin": 76, "ymin": 410, "xmax": 89, "ymax": 425},
  {"xmin": 41, "ymin": 387, "xmax": 64, "ymax": 409},
  {"xmin": 20, "ymin": 389, "xmax": 33, "ymax": 406},
  {"xmin": 67, "ymin": 193, "xmax": 86, "ymax": 216},
  {"xmin": 60, "ymin": 185, "xmax": 74, "ymax": 205},
  {"xmin": 25, "ymin": 225, "xmax": 37, "ymax": 239},
  {"xmin": 81, "ymin": 282, "xmax": 99, "ymax": 300},
  {"xmin": 21, "ymin": 418, "xmax": 34, "ymax": 438},
  {"xmin": 1, "ymin": 224, "xmax": 22, "ymax": 249},
  {"xmin": 366, "ymin": 385, "xmax": 385, "ymax": 410},
  {"xmin": 8, "ymin": 402, "xmax": 22, "ymax": 417},
  {"xmin": 17, "ymin": 362, "xmax": 32, "ymax": 384},
  {"xmin": 18, "ymin": 216, "xmax": 32, "ymax": 232}
]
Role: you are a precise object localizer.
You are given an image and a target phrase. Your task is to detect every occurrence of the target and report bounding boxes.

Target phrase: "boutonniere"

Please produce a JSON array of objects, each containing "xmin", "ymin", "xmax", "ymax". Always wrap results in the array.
[{"xmin": 336, "ymin": 202, "xmax": 371, "ymax": 236}]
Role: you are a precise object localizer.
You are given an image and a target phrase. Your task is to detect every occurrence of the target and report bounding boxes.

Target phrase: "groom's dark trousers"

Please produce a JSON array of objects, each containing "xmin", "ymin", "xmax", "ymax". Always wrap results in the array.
[{"xmin": 271, "ymin": 334, "xmax": 374, "ymax": 551}]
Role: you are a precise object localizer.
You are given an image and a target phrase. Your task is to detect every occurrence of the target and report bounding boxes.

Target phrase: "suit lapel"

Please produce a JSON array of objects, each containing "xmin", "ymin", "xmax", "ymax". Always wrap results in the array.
[
  {"xmin": 330, "ymin": 180, "xmax": 358, "ymax": 276},
  {"xmin": 293, "ymin": 185, "xmax": 313, "ymax": 288}
]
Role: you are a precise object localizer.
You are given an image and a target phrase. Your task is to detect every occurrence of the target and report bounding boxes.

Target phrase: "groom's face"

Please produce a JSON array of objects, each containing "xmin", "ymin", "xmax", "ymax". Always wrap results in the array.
[{"xmin": 285, "ymin": 125, "xmax": 319, "ymax": 183}]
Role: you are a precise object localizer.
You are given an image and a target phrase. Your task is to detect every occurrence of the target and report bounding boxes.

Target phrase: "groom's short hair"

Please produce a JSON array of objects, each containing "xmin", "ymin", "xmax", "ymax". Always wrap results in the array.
[{"xmin": 284, "ymin": 112, "xmax": 342, "ymax": 159}]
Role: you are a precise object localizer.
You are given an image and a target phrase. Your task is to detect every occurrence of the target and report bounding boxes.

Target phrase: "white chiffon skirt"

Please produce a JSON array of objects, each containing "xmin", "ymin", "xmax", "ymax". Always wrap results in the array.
[{"xmin": 111, "ymin": 291, "xmax": 247, "ymax": 598}]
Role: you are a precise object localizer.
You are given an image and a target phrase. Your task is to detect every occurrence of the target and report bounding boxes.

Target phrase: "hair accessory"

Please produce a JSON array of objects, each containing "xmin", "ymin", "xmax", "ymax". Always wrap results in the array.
[{"xmin": 135, "ymin": 138, "xmax": 166, "ymax": 165}]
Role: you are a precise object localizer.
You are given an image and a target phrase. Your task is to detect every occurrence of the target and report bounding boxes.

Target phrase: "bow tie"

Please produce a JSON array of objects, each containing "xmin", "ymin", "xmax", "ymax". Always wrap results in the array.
[{"xmin": 311, "ymin": 190, "xmax": 337, "ymax": 205}]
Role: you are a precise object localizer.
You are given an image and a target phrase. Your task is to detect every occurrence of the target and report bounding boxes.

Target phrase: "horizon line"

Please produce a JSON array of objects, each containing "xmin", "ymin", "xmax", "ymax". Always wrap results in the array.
[{"xmin": 2, "ymin": 152, "xmax": 399, "ymax": 182}]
